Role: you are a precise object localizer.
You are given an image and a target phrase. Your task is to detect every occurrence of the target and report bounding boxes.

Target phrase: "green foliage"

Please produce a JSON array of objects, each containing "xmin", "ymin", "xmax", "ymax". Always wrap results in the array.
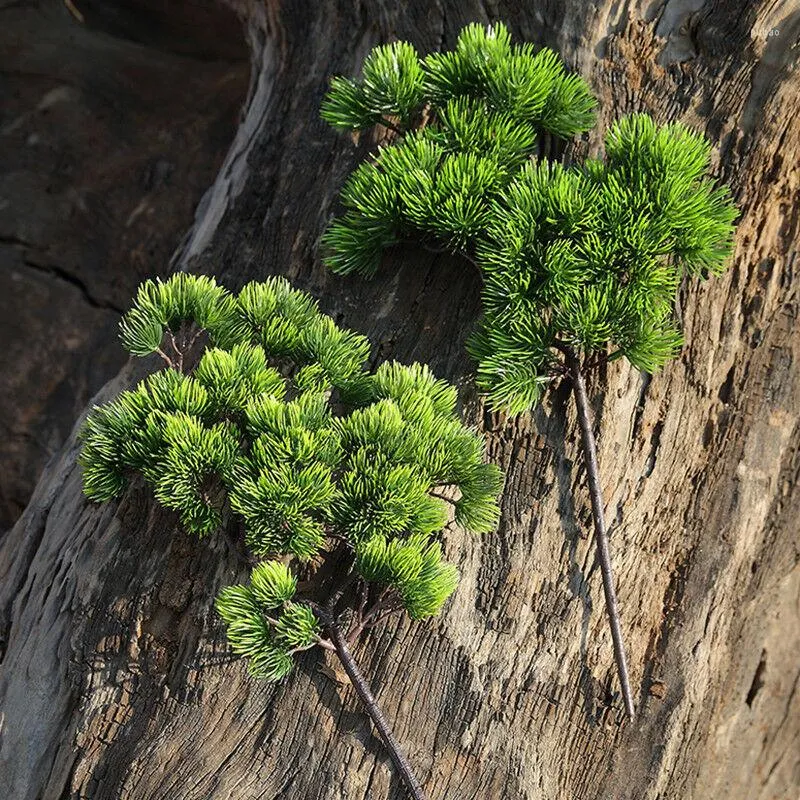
[
  {"xmin": 321, "ymin": 41, "xmax": 425, "ymax": 129},
  {"xmin": 80, "ymin": 274, "xmax": 503, "ymax": 681},
  {"xmin": 321, "ymin": 22, "xmax": 596, "ymax": 278},
  {"xmin": 151, "ymin": 412, "xmax": 240, "ymax": 536},
  {"xmin": 322, "ymin": 23, "xmax": 594, "ymax": 137},
  {"xmin": 250, "ymin": 561, "xmax": 298, "ymax": 608},
  {"xmin": 119, "ymin": 273, "xmax": 238, "ymax": 356},
  {"xmin": 216, "ymin": 566, "xmax": 317, "ymax": 680},
  {"xmin": 195, "ymin": 343, "xmax": 285, "ymax": 416},
  {"xmin": 322, "ymin": 22, "xmax": 737, "ymax": 413},
  {"xmin": 357, "ymin": 534, "xmax": 459, "ymax": 619},
  {"xmin": 471, "ymin": 115, "xmax": 737, "ymax": 408},
  {"xmin": 232, "ymin": 462, "xmax": 334, "ymax": 559}
]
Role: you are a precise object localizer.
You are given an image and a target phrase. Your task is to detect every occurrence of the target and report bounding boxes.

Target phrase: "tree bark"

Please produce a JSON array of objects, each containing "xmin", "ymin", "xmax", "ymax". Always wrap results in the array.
[
  {"xmin": 1, "ymin": 2, "xmax": 798, "ymax": 799},
  {"xmin": 0, "ymin": 0, "xmax": 248, "ymax": 532}
]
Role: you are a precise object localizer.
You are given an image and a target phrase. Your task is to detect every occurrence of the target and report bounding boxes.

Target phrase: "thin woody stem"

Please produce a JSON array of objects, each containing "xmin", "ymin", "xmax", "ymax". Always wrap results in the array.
[
  {"xmin": 326, "ymin": 606, "xmax": 429, "ymax": 800},
  {"xmin": 165, "ymin": 330, "xmax": 184, "ymax": 372},
  {"xmin": 363, "ymin": 605, "xmax": 400, "ymax": 629},
  {"xmin": 418, "ymin": 241, "xmax": 479, "ymax": 270},
  {"xmin": 329, "ymin": 570, "xmax": 358, "ymax": 613},
  {"xmin": 379, "ymin": 116, "xmax": 404, "ymax": 134},
  {"xmin": 155, "ymin": 348, "xmax": 175, "ymax": 369},
  {"xmin": 563, "ymin": 345, "xmax": 636, "ymax": 719},
  {"xmin": 186, "ymin": 326, "xmax": 204, "ymax": 353},
  {"xmin": 346, "ymin": 586, "xmax": 397, "ymax": 645},
  {"xmin": 167, "ymin": 330, "xmax": 181, "ymax": 358},
  {"xmin": 357, "ymin": 579, "xmax": 369, "ymax": 619}
]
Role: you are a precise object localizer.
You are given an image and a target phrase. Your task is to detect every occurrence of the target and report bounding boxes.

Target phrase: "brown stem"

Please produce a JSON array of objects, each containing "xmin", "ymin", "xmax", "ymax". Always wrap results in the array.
[
  {"xmin": 563, "ymin": 345, "xmax": 636, "ymax": 719},
  {"xmin": 363, "ymin": 605, "xmax": 400, "ymax": 629},
  {"xmin": 155, "ymin": 347, "xmax": 175, "ymax": 369},
  {"xmin": 166, "ymin": 330, "xmax": 184, "ymax": 372},
  {"xmin": 379, "ymin": 116, "xmax": 404, "ymax": 134},
  {"xmin": 167, "ymin": 330, "xmax": 181, "ymax": 357},
  {"xmin": 346, "ymin": 587, "xmax": 396, "ymax": 645},
  {"xmin": 329, "ymin": 570, "xmax": 358, "ymax": 613},
  {"xmin": 185, "ymin": 326, "xmax": 205, "ymax": 362},
  {"xmin": 326, "ymin": 607, "xmax": 428, "ymax": 800},
  {"xmin": 417, "ymin": 241, "xmax": 479, "ymax": 271},
  {"xmin": 356, "ymin": 579, "xmax": 369, "ymax": 619}
]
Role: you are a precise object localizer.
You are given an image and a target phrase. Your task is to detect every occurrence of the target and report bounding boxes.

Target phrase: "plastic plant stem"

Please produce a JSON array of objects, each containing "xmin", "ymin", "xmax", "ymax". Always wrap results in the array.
[
  {"xmin": 326, "ymin": 603, "xmax": 429, "ymax": 800},
  {"xmin": 564, "ymin": 344, "xmax": 635, "ymax": 719}
]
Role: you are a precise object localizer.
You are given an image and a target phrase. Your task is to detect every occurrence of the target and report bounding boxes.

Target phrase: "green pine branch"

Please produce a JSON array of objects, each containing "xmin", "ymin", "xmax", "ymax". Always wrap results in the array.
[
  {"xmin": 79, "ymin": 272, "xmax": 505, "ymax": 798},
  {"xmin": 321, "ymin": 24, "xmax": 737, "ymax": 410},
  {"xmin": 320, "ymin": 20, "xmax": 739, "ymax": 724},
  {"xmin": 79, "ymin": 272, "xmax": 503, "ymax": 683}
]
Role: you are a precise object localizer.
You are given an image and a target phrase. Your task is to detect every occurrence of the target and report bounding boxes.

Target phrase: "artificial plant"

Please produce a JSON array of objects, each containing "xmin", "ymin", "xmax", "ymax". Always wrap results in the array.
[
  {"xmin": 79, "ymin": 273, "xmax": 502, "ymax": 800},
  {"xmin": 321, "ymin": 22, "xmax": 738, "ymax": 717}
]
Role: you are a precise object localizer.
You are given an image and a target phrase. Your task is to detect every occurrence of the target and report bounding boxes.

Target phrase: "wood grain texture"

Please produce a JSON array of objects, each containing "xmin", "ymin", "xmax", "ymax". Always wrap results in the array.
[{"xmin": 1, "ymin": 2, "xmax": 798, "ymax": 798}]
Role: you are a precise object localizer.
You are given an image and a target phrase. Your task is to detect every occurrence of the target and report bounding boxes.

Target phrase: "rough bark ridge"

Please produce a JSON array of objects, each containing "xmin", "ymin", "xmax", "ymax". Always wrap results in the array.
[{"xmin": 1, "ymin": 2, "xmax": 798, "ymax": 799}]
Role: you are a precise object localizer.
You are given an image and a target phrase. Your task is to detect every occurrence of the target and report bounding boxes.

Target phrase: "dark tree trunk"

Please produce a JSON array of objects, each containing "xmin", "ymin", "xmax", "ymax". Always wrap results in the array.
[
  {"xmin": 1, "ymin": 2, "xmax": 798, "ymax": 799},
  {"xmin": 0, "ymin": 0, "xmax": 249, "ymax": 532}
]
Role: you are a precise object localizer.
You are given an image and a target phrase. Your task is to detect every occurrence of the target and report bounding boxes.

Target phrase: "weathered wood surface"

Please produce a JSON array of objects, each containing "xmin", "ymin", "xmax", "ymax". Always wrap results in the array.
[
  {"xmin": 0, "ymin": 0, "xmax": 248, "ymax": 531},
  {"xmin": 1, "ymin": 1, "xmax": 798, "ymax": 798}
]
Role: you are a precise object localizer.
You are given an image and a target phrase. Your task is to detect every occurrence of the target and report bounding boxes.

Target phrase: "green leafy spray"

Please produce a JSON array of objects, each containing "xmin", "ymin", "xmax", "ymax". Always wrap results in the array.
[
  {"xmin": 321, "ymin": 21, "xmax": 737, "ymax": 717},
  {"xmin": 79, "ymin": 273, "xmax": 501, "ymax": 798}
]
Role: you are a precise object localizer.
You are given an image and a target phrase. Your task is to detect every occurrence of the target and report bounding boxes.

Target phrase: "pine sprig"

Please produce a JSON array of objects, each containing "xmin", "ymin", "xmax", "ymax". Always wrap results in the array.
[
  {"xmin": 324, "ymin": 26, "xmax": 737, "ymax": 410},
  {"xmin": 79, "ymin": 274, "xmax": 503, "ymax": 685},
  {"xmin": 321, "ymin": 41, "xmax": 425, "ymax": 130},
  {"xmin": 321, "ymin": 22, "xmax": 596, "ymax": 278},
  {"xmin": 322, "ymin": 24, "xmax": 736, "ymax": 410},
  {"xmin": 216, "ymin": 563, "xmax": 317, "ymax": 680},
  {"xmin": 468, "ymin": 114, "xmax": 736, "ymax": 409},
  {"xmin": 152, "ymin": 412, "xmax": 240, "ymax": 536},
  {"xmin": 356, "ymin": 534, "xmax": 459, "ymax": 619},
  {"xmin": 119, "ymin": 273, "xmax": 238, "ymax": 356},
  {"xmin": 321, "ymin": 21, "xmax": 738, "ymax": 724}
]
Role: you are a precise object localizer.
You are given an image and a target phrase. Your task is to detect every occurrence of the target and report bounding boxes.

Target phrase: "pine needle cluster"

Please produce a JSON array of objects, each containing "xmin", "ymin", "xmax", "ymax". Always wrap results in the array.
[
  {"xmin": 321, "ymin": 22, "xmax": 596, "ymax": 277},
  {"xmin": 79, "ymin": 274, "xmax": 502, "ymax": 680},
  {"xmin": 321, "ymin": 24, "xmax": 737, "ymax": 413},
  {"xmin": 216, "ymin": 562, "xmax": 317, "ymax": 679}
]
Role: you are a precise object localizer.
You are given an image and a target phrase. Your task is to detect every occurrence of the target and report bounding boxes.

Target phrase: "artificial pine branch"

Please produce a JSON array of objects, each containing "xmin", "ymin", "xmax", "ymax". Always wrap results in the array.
[
  {"xmin": 324, "ymin": 595, "xmax": 429, "ymax": 800},
  {"xmin": 562, "ymin": 344, "xmax": 634, "ymax": 717},
  {"xmin": 322, "ymin": 21, "xmax": 738, "ymax": 717},
  {"xmin": 79, "ymin": 273, "xmax": 502, "ymax": 797}
]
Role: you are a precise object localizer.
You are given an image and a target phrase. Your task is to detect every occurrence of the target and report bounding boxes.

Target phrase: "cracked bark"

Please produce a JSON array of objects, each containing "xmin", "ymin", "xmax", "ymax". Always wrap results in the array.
[{"xmin": 1, "ymin": 2, "xmax": 798, "ymax": 799}]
